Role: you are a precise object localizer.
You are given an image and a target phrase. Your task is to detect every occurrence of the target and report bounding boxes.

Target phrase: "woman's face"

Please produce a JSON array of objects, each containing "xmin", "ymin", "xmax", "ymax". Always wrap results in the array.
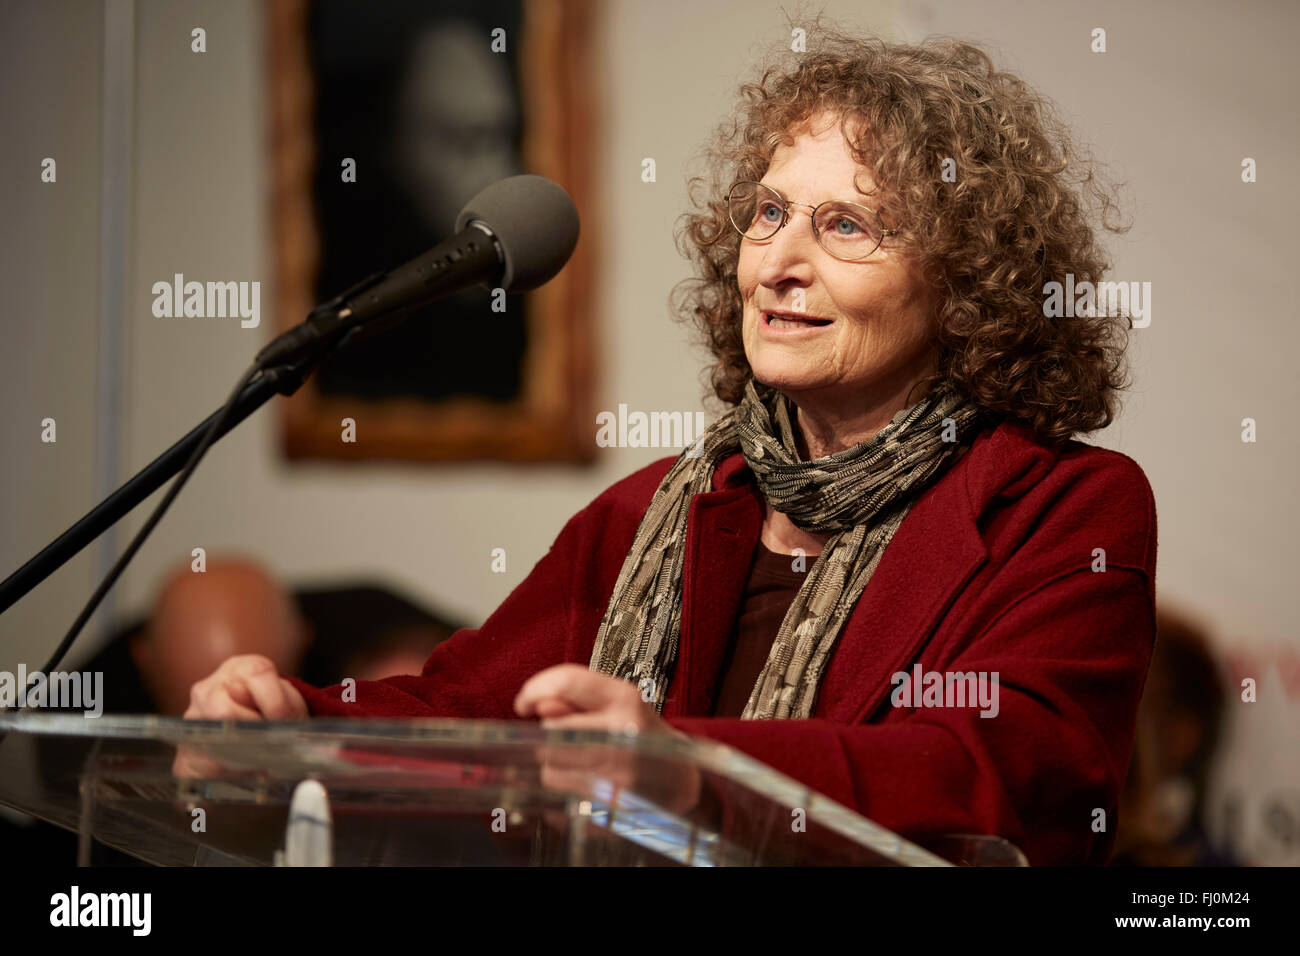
[{"xmin": 737, "ymin": 114, "xmax": 939, "ymax": 419}]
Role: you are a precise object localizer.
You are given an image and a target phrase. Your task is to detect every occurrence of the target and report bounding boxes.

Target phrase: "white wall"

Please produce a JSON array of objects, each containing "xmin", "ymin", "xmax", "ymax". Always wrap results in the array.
[
  {"xmin": 0, "ymin": 0, "xmax": 105, "ymax": 670},
  {"xmin": 2, "ymin": 0, "xmax": 1296, "ymax": 862}
]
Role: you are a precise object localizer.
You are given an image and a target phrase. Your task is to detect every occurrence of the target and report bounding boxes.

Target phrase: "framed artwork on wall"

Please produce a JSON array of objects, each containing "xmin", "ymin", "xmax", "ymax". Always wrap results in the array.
[{"xmin": 267, "ymin": 0, "xmax": 598, "ymax": 463}]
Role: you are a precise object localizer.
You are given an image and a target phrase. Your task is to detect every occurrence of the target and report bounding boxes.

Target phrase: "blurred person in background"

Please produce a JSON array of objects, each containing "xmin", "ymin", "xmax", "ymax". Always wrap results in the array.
[
  {"xmin": 1112, "ymin": 607, "xmax": 1241, "ymax": 866},
  {"xmin": 73, "ymin": 557, "xmax": 459, "ymax": 716}
]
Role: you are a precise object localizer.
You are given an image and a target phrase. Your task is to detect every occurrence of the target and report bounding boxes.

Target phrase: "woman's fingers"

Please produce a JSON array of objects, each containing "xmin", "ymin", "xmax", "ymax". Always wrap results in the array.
[
  {"xmin": 232, "ymin": 669, "xmax": 305, "ymax": 720},
  {"xmin": 278, "ymin": 678, "xmax": 309, "ymax": 718},
  {"xmin": 533, "ymin": 696, "xmax": 580, "ymax": 719},
  {"xmin": 514, "ymin": 664, "xmax": 587, "ymax": 715},
  {"xmin": 515, "ymin": 664, "xmax": 636, "ymax": 717},
  {"xmin": 193, "ymin": 682, "xmax": 261, "ymax": 720},
  {"xmin": 184, "ymin": 654, "xmax": 306, "ymax": 720}
]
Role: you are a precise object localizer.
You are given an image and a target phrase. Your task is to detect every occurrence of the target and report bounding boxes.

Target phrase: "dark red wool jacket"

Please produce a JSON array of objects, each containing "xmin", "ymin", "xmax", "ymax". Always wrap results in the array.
[{"xmin": 288, "ymin": 420, "xmax": 1158, "ymax": 865}]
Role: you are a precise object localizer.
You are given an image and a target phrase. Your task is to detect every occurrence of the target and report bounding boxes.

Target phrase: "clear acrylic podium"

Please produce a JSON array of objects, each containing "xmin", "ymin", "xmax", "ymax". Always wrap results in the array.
[{"xmin": 0, "ymin": 712, "xmax": 1022, "ymax": 866}]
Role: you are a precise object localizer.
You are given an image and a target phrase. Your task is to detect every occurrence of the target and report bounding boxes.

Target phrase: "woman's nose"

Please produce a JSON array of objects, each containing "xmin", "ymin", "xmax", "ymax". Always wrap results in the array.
[{"xmin": 754, "ymin": 209, "xmax": 818, "ymax": 287}]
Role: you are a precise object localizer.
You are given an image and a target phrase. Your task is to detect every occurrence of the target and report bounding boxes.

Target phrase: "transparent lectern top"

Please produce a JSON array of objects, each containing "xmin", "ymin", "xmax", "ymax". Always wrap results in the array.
[{"xmin": 0, "ymin": 711, "xmax": 958, "ymax": 866}]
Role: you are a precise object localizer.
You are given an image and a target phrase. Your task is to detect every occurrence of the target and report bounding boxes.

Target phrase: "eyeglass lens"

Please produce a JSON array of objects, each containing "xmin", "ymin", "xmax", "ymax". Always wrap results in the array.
[{"xmin": 727, "ymin": 181, "xmax": 884, "ymax": 259}]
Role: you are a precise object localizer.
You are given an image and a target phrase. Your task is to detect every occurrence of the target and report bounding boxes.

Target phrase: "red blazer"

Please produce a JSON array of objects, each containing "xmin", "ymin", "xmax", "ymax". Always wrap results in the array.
[{"xmin": 288, "ymin": 419, "xmax": 1158, "ymax": 865}]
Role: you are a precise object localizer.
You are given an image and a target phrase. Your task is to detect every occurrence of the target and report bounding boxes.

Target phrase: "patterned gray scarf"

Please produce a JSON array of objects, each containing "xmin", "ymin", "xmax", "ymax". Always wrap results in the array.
[{"xmin": 588, "ymin": 377, "xmax": 985, "ymax": 719}]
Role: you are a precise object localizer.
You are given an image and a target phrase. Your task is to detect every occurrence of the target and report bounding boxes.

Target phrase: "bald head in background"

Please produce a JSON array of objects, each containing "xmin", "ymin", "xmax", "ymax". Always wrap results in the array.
[{"xmin": 131, "ymin": 558, "xmax": 309, "ymax": 715}]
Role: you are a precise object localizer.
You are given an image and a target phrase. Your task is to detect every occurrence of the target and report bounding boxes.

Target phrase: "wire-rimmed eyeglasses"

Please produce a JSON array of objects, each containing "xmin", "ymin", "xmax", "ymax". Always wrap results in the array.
[{"xmin": 724, "ymin": 180, "xmax": 897, "ymax": 261}]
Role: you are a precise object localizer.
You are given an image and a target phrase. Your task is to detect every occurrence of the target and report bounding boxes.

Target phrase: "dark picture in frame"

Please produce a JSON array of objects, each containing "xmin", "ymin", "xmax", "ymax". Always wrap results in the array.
[{"xmin": 268, "ymin": 0, "xmax": 597, "ymax": 463}]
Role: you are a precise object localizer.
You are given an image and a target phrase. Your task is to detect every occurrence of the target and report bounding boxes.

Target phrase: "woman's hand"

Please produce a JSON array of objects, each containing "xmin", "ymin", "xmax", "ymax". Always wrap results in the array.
[
  {"xmin": 514, "ymin": 664, "xmax": 701, "ymax": 815},
  {"xmin": 182, "ymin": 654, "xmax": 308, "ymax": 721},
  {"xmin": 514, "ymin": 663, "xmax": 678, "ymax": 735},
  {"xmin": 173, "ymin": 655, "xmax": 308, "ymax": 779}
]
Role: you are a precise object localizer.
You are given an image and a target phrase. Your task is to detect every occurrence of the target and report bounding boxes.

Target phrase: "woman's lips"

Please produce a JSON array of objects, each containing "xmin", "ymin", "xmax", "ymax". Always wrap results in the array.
[{"xmin": 761, "ymin": 311, "xmax": 834, "ymax": 334}]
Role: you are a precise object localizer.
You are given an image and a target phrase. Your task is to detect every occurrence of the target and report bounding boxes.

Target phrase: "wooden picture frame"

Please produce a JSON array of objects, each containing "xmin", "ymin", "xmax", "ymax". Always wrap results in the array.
[{"xmin": 266, "ymin": 0, "xmax": 598, "ymax": 463}]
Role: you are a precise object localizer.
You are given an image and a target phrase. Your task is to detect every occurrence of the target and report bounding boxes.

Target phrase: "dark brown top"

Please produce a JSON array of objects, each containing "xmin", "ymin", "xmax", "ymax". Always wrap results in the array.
[{"xmin": 710, "ymin": 542, "xmax": 813, "ymax": 717}]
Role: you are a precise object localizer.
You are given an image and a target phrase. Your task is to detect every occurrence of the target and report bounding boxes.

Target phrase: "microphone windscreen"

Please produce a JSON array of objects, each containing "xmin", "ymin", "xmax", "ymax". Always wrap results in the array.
[{"xmin": 454, "ymin": 174, "xmax": 580, "ymax": 292}]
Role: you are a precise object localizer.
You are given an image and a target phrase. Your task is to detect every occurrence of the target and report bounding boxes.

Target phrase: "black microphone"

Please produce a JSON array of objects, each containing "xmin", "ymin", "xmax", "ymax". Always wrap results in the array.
[{"xmin": 256, "ymin": 174, "xmax": 579, "ymax": 369}]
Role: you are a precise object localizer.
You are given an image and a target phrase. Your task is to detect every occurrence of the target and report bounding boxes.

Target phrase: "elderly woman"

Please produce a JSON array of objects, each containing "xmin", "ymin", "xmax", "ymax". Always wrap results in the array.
[{"xmin": 185, "ymin": 33, "xmax": 1155, "ymax": 865}]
